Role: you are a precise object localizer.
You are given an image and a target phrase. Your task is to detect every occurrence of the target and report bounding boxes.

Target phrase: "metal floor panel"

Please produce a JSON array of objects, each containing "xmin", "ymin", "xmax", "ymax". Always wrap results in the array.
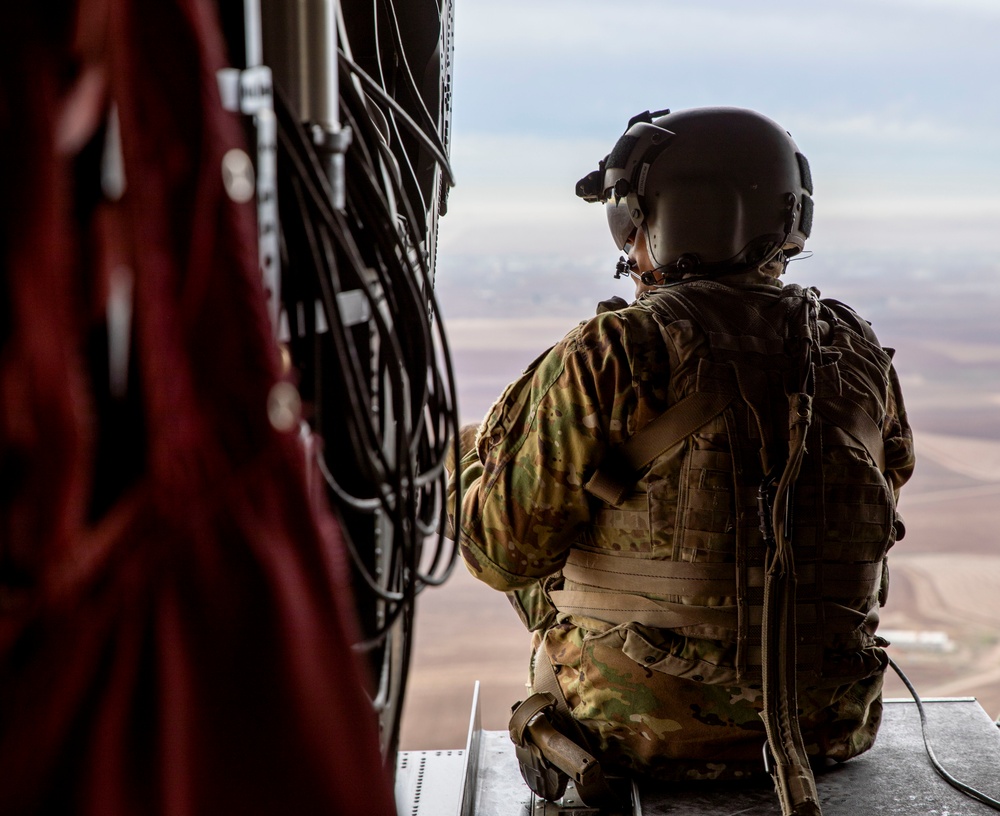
[
  {"xmin": 397, "ymin": 697, "xmax": 1000, "ymax": 815},
  {"xmin": 396, "ymin": 749, "xmax": 468, "ymax": 816},
  {"xmin": 639, "ymin": 698, "xmax": 1000, "ymax": 815}
]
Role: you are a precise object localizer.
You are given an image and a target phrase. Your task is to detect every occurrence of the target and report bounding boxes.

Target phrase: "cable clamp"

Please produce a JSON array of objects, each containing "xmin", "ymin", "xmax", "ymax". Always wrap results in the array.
[{"xmin": 311, "ymin": 122, "xmax": 353, "ymax": 154}]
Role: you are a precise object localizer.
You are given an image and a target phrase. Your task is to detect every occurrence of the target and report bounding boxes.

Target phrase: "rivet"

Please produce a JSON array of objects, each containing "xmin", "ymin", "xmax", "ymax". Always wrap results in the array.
[
  {"xmin": 222, "ymin": 148, "xmax": 255, "ymax": 203},
  {"xmin": 267, "ymin": 381, "xmax": 301, "ymax": 432}
]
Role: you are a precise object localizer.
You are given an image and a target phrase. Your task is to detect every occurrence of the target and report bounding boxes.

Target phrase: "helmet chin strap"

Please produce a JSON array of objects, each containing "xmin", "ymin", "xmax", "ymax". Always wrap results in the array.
[
  {"xmin": 759, "ymin": 250, "xmax": 789, "ymax": 277},
  {"xmin": 657, "ymin": 232, "xmax": 795, "ymax": 284},
  {"xmin": 615, "ymin": 245, "xmax": 792, "ymax": 289}
]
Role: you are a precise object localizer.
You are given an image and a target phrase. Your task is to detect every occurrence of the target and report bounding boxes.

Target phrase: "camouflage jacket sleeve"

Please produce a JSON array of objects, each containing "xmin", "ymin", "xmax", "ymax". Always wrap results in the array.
[{"xmin": 457, "ymin": 313, "xmax": 644, "ymax": 597}]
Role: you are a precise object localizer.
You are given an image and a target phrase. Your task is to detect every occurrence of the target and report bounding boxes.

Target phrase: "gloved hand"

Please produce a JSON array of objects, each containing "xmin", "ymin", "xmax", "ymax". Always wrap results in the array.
[
  {"xmin": 445, "ymin": 423, "xmax": 480, "ymax": 480},
  {"xmin": 444, "ymin": 423, "xmax": 480, "ymax": 539}
]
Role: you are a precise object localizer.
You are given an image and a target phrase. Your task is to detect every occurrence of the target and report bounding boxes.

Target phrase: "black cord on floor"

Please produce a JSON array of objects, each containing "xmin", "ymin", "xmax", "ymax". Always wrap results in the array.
[{"xmin": 889, "ymin": 656, "xmax": 1000, "ymax": 811}]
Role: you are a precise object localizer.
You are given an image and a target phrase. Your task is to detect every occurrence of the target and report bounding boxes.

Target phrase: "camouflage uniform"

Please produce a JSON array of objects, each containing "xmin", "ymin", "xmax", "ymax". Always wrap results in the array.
[{"xmin": 454, "ymin": 270, "xmax": 915, "ymax": 781}]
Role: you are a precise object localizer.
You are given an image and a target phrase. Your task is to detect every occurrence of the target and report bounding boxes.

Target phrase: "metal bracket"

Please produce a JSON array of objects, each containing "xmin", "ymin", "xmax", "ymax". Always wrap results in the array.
[
  {"xmin": 217, "ymin": 65, "xmax": 274, "ymax": 116},
  {"xmin": 216, "ymin": 65, "xmax": 281, "ymax": 335},
  {"xmin": 311, "ymin": 122, "xmax": 353, "ymax": 154}
]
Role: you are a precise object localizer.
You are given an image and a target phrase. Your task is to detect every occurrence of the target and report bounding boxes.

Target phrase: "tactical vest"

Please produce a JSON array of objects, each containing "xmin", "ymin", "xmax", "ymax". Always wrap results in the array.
[{"xmin": 549, "ymin": 280, "xmax": 899, "ymax": 687}]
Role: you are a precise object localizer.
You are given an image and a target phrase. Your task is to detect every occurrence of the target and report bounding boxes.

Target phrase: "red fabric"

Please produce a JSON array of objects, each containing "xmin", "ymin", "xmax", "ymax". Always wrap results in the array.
[{"xmin": 0, "ymin": 3, "xmax": 395, "ymax": 814}]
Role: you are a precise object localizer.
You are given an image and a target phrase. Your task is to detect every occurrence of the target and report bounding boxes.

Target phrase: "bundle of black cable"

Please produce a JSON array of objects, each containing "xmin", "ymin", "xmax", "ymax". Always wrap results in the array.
[{"xmin": 271, "ymin": 9, "xmax": 460, "ymax": 763}]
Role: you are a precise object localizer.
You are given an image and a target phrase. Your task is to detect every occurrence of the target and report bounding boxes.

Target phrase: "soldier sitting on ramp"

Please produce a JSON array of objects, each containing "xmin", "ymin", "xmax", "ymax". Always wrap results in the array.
[{"xmin": 448, "ymin": 107, "xmax": 915, "ymax": 815}]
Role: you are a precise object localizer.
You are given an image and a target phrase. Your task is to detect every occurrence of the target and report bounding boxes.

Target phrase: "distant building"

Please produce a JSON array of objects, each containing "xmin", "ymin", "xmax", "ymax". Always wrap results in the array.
[{"xmin": 881, "ymin": 629, "xmax": 956, "ymax": 653}]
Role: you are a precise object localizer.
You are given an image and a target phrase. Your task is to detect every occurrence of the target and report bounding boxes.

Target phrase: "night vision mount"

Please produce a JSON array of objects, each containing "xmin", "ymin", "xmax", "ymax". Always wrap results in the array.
[{"xmin": 575, "ymin": 108, "xmax": 672, "ymax": 204}]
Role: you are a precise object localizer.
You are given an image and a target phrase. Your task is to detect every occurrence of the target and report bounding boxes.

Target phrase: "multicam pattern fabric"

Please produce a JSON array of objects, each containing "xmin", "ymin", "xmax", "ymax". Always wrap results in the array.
[
  {"xmin": 538, "ymin": 622, "xmax": 885, "ymax": 781},
  {"xmin": 455, "ymin": 271, "xmax": 915, "ymax": 781}
]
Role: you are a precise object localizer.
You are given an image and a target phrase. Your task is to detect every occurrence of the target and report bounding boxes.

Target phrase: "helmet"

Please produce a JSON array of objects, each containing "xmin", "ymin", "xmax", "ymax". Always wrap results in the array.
[{"xmin": 576, "ymin": 107, "xmax": 814, "ymax": 274}]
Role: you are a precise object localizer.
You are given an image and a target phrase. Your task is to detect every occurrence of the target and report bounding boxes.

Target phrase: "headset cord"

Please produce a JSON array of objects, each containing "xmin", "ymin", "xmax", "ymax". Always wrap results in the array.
[{"xmin": 889, "ymin": 657, "xmax": 1000, "ymax": 811}]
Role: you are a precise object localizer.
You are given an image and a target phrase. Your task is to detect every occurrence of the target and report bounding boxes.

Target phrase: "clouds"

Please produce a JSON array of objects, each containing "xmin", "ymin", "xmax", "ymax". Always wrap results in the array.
[
  {"xmin": 438, "ymin": 0, "xmax": 1000, "ymax": 274},
  {"xmin": 452, "ymin": 0, "xmax": 999, "ymax": 121},
  {"xmin": 446, "ymin": 133, "xmax": 608, "ymax": 188},
  {"xmin": 454, "ymin": 0, "xmax": 1000, "ymax": 58},
  {"xmin": 865, "ymin": 0, "xmax": 1000, "ymax": 17},
  {"xmin": 451, "ymin": 0, "xmax": 1000, "ymax": 138},
  {"xmin": 791, "ymin": 113, "xmax": 967, "ymax": 147},
  {"xmin": 455, "ymin": 0, "xmax": 990, "ymax": 58}
]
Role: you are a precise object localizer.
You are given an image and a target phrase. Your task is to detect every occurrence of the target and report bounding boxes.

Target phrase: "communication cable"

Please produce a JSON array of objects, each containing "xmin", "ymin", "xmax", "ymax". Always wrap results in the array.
[
  {"xmin": 270, "ymin": 0, "xmax": 460, "ymax": 762},
  {"xmin": 889, "ymin": 657, "xmax": 1000, "ymax": 811}
]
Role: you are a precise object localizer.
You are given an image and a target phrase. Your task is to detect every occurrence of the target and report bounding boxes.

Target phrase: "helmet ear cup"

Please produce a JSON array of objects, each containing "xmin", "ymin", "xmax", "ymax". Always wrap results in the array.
[
  {"xmin": 796, "ymin": 152, "xmax": 813, "ymax": 195},
  {"xmin": 799, "ymin": 193, "xmax": 814, "ymax": 240},
  {"xmin": 644, "ymin": 179, "xmax": 742, "ymax": 270}
]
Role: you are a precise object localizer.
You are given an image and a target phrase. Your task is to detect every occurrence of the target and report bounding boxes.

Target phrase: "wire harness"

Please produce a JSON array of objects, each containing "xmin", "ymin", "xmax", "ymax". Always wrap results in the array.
[{"xmin": 274, "ymin": 0, "xmax": 459, "ymax": 761}]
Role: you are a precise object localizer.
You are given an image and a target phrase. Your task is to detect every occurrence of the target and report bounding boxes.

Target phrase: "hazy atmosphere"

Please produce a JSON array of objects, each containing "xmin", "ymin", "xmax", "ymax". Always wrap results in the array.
[{"xmin": 402, "ymin": 0, "xmax": 1000, "ymax": 748}]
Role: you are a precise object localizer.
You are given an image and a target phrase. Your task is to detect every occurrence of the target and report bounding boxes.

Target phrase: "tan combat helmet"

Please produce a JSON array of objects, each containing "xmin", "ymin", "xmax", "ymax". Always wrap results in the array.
[{"xmin": 576, "ymin": 107, "xmax": 814, "ymax": 275}]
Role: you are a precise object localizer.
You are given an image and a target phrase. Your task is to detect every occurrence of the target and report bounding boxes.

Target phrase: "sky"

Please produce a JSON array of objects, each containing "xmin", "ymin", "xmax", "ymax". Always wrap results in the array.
[{"xmin": 436, "ymin": 0, "xmax": 1000, "ymax": 279}]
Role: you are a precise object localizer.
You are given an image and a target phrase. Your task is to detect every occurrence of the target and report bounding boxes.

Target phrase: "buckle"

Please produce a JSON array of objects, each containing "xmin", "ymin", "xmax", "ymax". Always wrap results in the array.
[{"xmin": 509, "ymin": 693, "xmax": 557, "ymax": 747}]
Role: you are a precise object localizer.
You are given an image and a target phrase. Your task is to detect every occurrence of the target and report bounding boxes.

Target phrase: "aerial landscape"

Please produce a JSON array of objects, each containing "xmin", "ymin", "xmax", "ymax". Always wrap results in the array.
[{"xmin": 400, "ymin": 247, "xmax": 1000, "ymax": 749}]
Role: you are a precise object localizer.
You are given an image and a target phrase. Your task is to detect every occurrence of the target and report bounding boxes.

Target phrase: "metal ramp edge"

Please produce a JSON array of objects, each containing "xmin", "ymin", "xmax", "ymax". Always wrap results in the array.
[{"xmin": 397, "ymin": 690, "xmax": 1000, "ymax": 815}]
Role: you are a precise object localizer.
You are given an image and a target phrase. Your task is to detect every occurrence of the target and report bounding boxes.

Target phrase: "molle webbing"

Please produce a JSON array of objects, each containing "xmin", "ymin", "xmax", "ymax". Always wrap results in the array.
[
  {"xmin": 586, "ymin": 286, "xmax": 885, "ymax": 506},
  {"xmin": 560, "ymin": 549, "xmax": 883, "ymax": 602},
  {"xmin": 585, "ymin": 390, "xmax": 733, "ymax": 506},
  {"xmin": 587, "ymin": 395, "xmax": 886, "ymax": 509},
  {"xmin": 551, "ymin": 549, "xmax": 881, "ymax": 649},
  {"xmin": 816, "ymin": 398, "xmax": 885, "ymax": 473}
]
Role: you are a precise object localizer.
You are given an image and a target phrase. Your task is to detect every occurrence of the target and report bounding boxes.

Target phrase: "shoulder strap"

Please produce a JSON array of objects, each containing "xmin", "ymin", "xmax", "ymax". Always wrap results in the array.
[
  {"xmin": 761, "ymin": 290, "xmax": 822, "ymax": 816},
  {"xmin": 584, "ymin": 390, "xmax": 734, "ymax": 506},
  {"xmin": 816, "ymin": 397, "xmax": 886, "ymax": 472}
]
